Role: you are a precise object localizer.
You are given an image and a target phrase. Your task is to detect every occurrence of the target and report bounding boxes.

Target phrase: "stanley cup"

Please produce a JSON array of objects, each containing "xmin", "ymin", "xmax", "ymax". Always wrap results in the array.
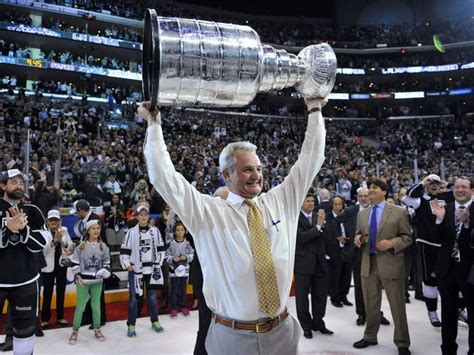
[{"xmin": 143, "ymin": 9, "xmax": 337, "ymax": 109}]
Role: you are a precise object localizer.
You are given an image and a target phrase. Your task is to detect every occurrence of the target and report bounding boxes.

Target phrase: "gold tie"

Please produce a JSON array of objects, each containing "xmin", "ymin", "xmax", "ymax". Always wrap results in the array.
[{"xmin": 244, "ymin": 198, "xmax": 281, "ymax": 317}]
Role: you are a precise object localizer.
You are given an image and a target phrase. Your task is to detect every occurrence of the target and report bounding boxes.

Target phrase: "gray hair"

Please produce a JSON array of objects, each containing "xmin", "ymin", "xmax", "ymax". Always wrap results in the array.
[
  {"xmin": 218, "ymin": 141, "xmax": 257, "ymax": 174},
  {"xmin": 318, "ymin": 188, "xmax": 331, "ymax": 202}
]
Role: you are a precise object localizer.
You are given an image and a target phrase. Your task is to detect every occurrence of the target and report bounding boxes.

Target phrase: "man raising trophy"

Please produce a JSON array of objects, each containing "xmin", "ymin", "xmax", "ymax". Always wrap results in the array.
[{"xmin": 140, "ymin": 10, "xmax": 337, "ymax": 355}]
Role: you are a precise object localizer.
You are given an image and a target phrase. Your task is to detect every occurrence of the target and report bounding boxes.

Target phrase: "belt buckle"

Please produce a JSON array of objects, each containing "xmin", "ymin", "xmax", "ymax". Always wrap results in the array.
[{"xmin": 255, "ymin": 321, "xmax": 270, "ymax": 333}]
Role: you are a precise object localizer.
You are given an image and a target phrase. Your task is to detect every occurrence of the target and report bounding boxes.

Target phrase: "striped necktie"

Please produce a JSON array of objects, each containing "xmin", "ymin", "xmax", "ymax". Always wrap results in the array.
[
  {"xmin": 452, "ymin": 206, "xmax": 466, "ymax": 261},
  {"xmin": 244, "ymin": 198, "xmax": 281, "ymax": 317}
]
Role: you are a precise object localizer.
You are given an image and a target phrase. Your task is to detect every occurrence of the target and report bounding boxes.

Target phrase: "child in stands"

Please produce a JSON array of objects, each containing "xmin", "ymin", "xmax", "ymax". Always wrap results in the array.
[
  {"xmin": 68, "ymin": 220, "xmax": 110, "ymax": 345},
  {"xmin": 166, "ymin": 222, "xmax": 194, "ymax": 318}
]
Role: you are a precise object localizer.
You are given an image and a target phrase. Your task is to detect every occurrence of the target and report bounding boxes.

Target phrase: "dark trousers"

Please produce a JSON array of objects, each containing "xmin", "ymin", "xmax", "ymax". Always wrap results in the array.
[
  {"xmin": 328, "ymin": 253, "xmax": 352, "ymax": 303},
  {"xmin": 438, "ymin": 262, "xmax": 474, "ymax": 355},
  {"xmin": 81, "ymin": 285, "xmax": 106, "ymax": 326},
  {"xmin": 170, "ymin": 277, "xmax": 188, "ymax": 309},
  {"xmin": 353, "ymin": 249, "xmax": 365, "ymax": 316},
  {"xmin": 127, "ymin": 273, "xmax": 159, "ymax": 325},
  {"xmin": 404, "ymin": 243, "xmax": 423, "ymax": 299},
  {"xmin": 418, "ymin": 242, "xmax": 439, "ymax": 311},
  {"xmin": 0, "ymin": 280, "xmax": 38, "ymax": 338},
  {"xmin": 294, "ymin": 270, "xmax": 328, "ymax": 331},
  {"xmin": 41, "ymin": 267, "xmax": 67, "ymax": 322},
  {"xmin": 193, "ymin": 284, "xmax": 211, "ymax": 355}
]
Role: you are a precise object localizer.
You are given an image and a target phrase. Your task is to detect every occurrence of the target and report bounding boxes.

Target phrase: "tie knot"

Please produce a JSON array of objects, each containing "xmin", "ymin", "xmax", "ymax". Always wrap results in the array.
[
  {"xmin": 372, "ymin": 205, "xmax": 377, "ymax": 210},
  {"xmin": 244, "ymin": 198, "xmax": 256, "ymax": 208}
]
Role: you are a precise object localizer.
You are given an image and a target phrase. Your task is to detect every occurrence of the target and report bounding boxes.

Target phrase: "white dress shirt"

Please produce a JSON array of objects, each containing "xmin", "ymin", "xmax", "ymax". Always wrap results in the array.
[{"xmin": 144, "ymin": 111, "xmax": 325, "ymax": 321}]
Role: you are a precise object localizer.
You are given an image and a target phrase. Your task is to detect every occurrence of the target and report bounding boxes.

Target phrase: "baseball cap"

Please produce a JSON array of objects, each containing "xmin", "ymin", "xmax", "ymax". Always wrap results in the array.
[
  {"xmin": 426, "ymin": 174, "xmax": 442, "ymax": 183},
  {"xmin": 47, "ymin": 210, "xmax": 61, "ymax": 220},
  {"xmin": 136, "ymin": 205, "xmax": 150, "ymax": 214},
  {"xmin": 175, "ymin": 265, "xmax": 186, "ymax": 277},
  {"xmin": 1, "ymin": 169, "xmax": 27, "ymax": 183},
  {"xmin": 70, "ymin": 199, "xmax": 90, "ymax": 214}
]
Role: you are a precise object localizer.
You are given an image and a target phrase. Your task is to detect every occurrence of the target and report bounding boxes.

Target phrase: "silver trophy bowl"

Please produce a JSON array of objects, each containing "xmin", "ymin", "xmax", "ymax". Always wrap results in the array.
[{"xmin": 143, "ymin": 9, "xmax": 337, "ymax": 109}]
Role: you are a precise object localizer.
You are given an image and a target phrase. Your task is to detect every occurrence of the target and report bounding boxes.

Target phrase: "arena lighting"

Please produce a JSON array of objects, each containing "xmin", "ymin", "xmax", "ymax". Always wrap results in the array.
[
  {"xmin": 370, "ymin": 93, "xmax": 393, "ymax": 99},
  {"xmin": 461, "ymin": 62, "xmax": 474, "ymax": 69},
  {"xmin": 382, "ymin": 64, "xmax": 459, "ymax": 74},
  {"xmin": 351, "ymin": 93, "xmax": 371, "ymax": 99},
  {"xmin": 328, "ymin": 93, "xmax": 349, "ymax": 100},
  {"xmin": 449, "ymin": 88, "xmax": 473, "ymax": 96},
  {"xmin": 394, "ymin": 91, "xmax": 425, "ymax": 99}
]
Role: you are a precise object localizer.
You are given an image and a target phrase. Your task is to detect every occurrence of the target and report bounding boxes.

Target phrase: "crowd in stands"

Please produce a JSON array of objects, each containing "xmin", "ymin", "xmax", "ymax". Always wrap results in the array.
[
  {"xmin": 3, "ymin": 3, "xmax": 474, "ymax": 50},
  {"xmin": 337, "ymin": 48, "xmax": 474, "ymax": 69},
  {"xmin": 1, "ymin": 90, "xmax": 472, "ymax": 217},
  {"xmin": 1, "ymin": 41, "xmax": 139, "ymax": 73},
  {"xmin": 41, "ymin": 0, "xmax": 474, "ymax": 48},
  {"xmin": 45, "ymin": 17, "xmax": 141, "ymax": 43}
]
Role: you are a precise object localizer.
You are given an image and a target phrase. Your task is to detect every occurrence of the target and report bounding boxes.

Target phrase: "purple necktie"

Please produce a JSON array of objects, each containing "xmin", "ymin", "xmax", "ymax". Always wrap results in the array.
[{"xmin": 369, "ymin": 205, "xmax": 378, "ymax": 254}]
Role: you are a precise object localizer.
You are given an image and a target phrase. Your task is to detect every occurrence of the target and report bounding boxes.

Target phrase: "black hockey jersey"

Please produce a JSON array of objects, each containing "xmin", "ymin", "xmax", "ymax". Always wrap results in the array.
[
  {"xmin": 403, "ymin": 183, "xmax": 454, "ymax": 245},
  {"xmin": 0, "ymin": 199, "xmax": 50, "ymax": 286}
]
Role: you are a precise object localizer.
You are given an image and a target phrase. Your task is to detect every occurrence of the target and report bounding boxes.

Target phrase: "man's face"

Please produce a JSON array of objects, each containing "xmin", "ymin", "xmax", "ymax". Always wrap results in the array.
[
  {"xmin": 357, "ymin": 189, "xmax": 370, "ymax": 208},
  {"xmin": 77, "ymin": 209, "xmax": 88, "ymax": 219},
  {"xmin": 2, "ymin": 176, "xmax": 25, "ymax": 200},
  {"xmin": 225, "ymin": 150, "xmax": 263, "ymax": 198},
  {"xmin": 302, "ymin": 196, "xmax": 315, "ymax": 213},
  {"xmin": 369, "ymin": 184, "xmax": 386, "ymax": 204},
  {"xmin": 453, "ymin": 178, "xmax": 471, "ymax": 204},
  {"xmin": 332, "ymin": 197, "xmax": 344, "ymax": 214},
  {"xmin": 425, "ymin": 180, "xmax": 442, "ymax": 196}
]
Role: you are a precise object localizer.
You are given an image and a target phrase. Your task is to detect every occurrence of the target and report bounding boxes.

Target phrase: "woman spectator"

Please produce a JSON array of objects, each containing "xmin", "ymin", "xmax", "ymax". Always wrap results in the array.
[{"xmin": 41, "ymin": 210, "xmax": 74, "ymax": 328}]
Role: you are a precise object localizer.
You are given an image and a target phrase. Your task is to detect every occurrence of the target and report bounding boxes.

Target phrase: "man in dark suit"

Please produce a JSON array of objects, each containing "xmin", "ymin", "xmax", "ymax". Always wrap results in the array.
[
  {"xmin": 432, "ymin": 176, "xmax": 473, "ymax": 355},
  {"xmin": 294, "ymin": 192, "xmax": 333, "ymax": 339},
  {"xmin": 326, "ymin": 195, "xmax": 353, "ymax": 308},
  {"xmin": 353, "ymin": 179, "xmax": 412, "ymax": 355}
]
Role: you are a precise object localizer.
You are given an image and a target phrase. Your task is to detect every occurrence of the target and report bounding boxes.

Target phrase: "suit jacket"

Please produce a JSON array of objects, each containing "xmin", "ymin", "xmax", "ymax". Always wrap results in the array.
[
  {"xmin": 335, "ymin": 204, "xmax": 360, "ymax": 262},
  {"xmin": 295, "ymin": 211, "xmax": 328, "ymax": 275},
  {"xmin": 435, "ymin": 202, "xmax": 473, "ymax": 282},
  {"xmin": 42, "ymin": 226, "xmax": 74, "ymax": 273},
  {"xmin": 356, "ymin": 203, "xmax": 412, "ymax": 279}
]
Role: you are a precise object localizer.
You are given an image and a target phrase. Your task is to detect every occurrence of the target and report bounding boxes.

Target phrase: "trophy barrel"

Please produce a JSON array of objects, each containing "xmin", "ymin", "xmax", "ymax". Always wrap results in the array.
[
  {"xmin": 143, "ymin": 9, "xmax": 263, "ymax": 109},
  {"xmin": 142, "ymin": 10, "xmax": 337, "ymax": 108}
]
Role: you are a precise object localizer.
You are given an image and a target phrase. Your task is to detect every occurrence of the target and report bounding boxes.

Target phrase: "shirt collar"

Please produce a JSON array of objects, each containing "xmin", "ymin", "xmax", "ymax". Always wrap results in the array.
[
  {"xmin": 301, "ymin": 210, "xmax": 312, "ymax": 218},
  {"xmin": 373, "ymin": 200, "xmax": 387, "ymax": 210},
  {"xmin": 227, "ymin": 191, "xmax": 258, "ymax": 208},
  {"xmin": 455, "ymin": 200, "xmax": 471, "ymax": 210}
]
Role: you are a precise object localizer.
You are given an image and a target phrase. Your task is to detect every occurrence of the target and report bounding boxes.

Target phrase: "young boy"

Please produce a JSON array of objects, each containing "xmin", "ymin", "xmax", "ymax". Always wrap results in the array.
[{"xmin": 120, "ymin": 205, "xmax": 167, "ymax": 337}]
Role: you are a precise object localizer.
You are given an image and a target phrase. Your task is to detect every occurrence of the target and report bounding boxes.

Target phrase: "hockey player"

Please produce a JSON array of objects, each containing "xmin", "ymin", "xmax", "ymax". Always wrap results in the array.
[{"xmin": 0, "ymin": 169, "xmax": 50, "ymax": 354}]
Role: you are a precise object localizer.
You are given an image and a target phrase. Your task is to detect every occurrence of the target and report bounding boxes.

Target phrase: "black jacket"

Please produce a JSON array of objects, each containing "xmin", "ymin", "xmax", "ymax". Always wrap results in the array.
[
  {"xmin": 0, "ymin": 200, "xmax": 49, "ymax": 286},
  {"xmin": 405, "ymin": 182, "xmax": 453, "ymax": 244},
  {"xmin": 334, "ymin": 204, "xmax": 360, "ymax": 262},
  {"xmin": 435, "ymin": 202, "xmax": 473, "ymax": 282},
  {"xmin": 295, "ymin": 211, "xmax": 328, "ymax": 274}
]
